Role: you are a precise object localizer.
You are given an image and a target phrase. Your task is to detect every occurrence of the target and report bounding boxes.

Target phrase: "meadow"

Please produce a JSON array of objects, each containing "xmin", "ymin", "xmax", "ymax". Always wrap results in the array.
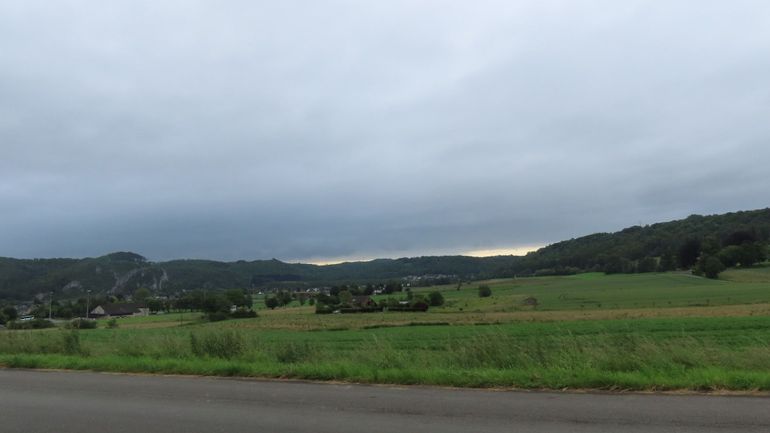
[{"xmin": 2, "ymin": 267, "xmax": 770, "ymax": 391}]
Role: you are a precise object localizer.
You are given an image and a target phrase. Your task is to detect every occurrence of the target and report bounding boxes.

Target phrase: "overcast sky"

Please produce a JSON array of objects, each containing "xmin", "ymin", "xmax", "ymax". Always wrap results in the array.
[{"xmin": 1, "ymin": 1, "xmax": 769, "ymax": 263}]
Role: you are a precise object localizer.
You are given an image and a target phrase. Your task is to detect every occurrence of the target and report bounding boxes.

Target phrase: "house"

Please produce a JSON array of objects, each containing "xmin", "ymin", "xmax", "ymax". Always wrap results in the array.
[
  {"xmin": 351, "ymin": 296, "xmax": 376, "ymax": 308},
  {"xmin": 90, "ymin": 303, "xmax": 149, "ymax": 318}
]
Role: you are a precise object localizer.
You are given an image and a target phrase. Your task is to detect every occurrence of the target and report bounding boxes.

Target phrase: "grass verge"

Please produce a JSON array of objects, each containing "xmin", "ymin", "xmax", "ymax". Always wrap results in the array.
[{"xmin": 2, "ymin": 316, "xmax": 770, "ymax": 391}]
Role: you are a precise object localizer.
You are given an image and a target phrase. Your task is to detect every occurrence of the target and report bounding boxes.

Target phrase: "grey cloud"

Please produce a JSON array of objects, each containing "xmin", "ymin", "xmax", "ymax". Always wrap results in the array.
[{"xmin": 2, "ymin": 1, "xmax": 770, "ymax": 261}]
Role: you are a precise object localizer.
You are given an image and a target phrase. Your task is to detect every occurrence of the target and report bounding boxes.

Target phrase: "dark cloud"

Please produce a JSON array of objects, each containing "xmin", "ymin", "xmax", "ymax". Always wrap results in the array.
[{"xmin": 2, "ymin": 1, "xmax": 770, "ymax": 261}]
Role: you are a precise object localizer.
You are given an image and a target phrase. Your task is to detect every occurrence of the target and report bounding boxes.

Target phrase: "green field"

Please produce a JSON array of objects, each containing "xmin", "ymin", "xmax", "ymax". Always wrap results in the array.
[
  {"xmin": 413, "ymin": 270, "xmax": 770, "ymax": 312},
  {"xmin": 2, "ymin": 268, "xmax": 770, "ymax": 391}
]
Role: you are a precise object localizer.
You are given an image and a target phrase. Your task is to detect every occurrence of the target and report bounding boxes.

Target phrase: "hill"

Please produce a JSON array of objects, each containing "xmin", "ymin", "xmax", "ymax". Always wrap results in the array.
[
  {"xmin": 512, "ymin": 208, "xmax": 770, "ymax": 275},
  {"xmin": 0, "ymin": 208, "xmax": 768, "ymax": 301}
]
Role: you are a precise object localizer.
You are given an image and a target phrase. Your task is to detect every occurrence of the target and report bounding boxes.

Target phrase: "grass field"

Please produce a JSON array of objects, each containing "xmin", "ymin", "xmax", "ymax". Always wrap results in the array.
[{"xmin": 2, "ymin": 267, "xmax": 770, "ymax": 391}]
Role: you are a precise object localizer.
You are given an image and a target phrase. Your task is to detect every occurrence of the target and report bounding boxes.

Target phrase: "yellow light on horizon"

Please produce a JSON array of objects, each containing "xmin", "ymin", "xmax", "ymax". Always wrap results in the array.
[
  {"xmin": 302, "ymin": 245, "xmax": 543, "ymax": 265},
  {"xmin": 463, "ymin": 245, "xmax": 543, "ymax": 257}
]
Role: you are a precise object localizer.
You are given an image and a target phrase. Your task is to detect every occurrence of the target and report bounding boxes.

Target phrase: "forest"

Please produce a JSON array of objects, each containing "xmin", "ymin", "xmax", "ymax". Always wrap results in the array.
[{"xmin": 0, "ymin": 208, "xmax": 768, "ymax": 301}]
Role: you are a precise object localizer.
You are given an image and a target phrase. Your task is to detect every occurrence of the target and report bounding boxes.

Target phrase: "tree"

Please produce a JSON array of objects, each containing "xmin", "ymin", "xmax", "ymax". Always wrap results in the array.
[
  {"xmin": 338, "ymin": 290, "xmax": 353, "ymax": 306},
  {"xmin": 202, "ymin": 294, "xmax": 231, "ymax": 314},
  {"xmin": 383, "ymin": 281, "xmax": 402, "ymax": 294},
  {"xmin": 658, "ymin": 251, "xmax": 676, "ymax": 272},
  {"xmin": 603, "ymin": 256, "xmax": 624, "ymax": 274},
  {"xmin": 701, "ymin": 236, "xmax": 721, "ymax": 256},
  {"xmin": 225, "ymin": 289, "xmax": 252, "ymax": 309},
  {"xmin": 133, "ymin": 287, "xmax": 151, "ymax": 303},
  {"xmin": 678, "ymin": 239, "xmax": 702, "ymax": 269},
  {"xmin": 637, "ymin": 257, "xmax": 658, "ymax": 273},
  {"xmin": 2, "ymin": 306, "xmax": 18, "ymax": 322},
  {"xmin": 348, "ymin": 284, "xmax": 362, "ymax": 296},
  {"xmin": 363, "ymin": 284, "xmax": 375, "ymax": 296},
  {"xmin": 735, "ymin": 242, "xmax": 767, "ymax": 267},
  {"xmin": 723, "ymin": 230, "xmax": 757, "ymax": 247},
  {"xmin": 146, "ymin": 298, "xmax": 164, "ymax": 313},
  {"xmin": 718, "ymin": 245, "xmax": 742, "ymax": 268},
  {"xmin": 428, "ymin": 291, "xmax": 445, "ymax": 306},
  {"xmin": 182, "ymin": 290, "xmax": 205, "ymax": 311},
  {"xmin": 276, "ymin": 291, "xmax": 293, "ymax": 307},
  {"xmin": 696, "ymin": 255, "xmax": 725, "ymax": 279},
  {"xmin": 264, "ymin": 296, "xmax": 279, "ymax": 310},
  {"xmin": 478, "ymin": 285, "xmax": 492, "ymax": 298},
  {"xmin": 718, "ymin": 242, "xmax": 767, "ymax": 268}
]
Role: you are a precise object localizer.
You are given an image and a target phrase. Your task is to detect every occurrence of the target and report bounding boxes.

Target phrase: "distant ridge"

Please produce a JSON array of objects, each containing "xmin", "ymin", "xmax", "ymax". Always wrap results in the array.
[{"xmin": 1, "ymin": 208, "xmax": 768, "ymax": 301}]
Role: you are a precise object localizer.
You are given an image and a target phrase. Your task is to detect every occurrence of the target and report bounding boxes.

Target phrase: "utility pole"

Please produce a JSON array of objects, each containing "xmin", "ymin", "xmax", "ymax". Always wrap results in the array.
[
  {"xmin": 48, "ymin": 292, "xmax": 53, "ymax": 320},
  {"xmin": 85, "ymin": 290, "xmax": 91, "ymax": 319}
]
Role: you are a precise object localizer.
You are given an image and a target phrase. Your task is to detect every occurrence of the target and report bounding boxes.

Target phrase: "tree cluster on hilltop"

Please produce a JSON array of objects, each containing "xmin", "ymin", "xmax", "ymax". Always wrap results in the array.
[{"xmin": 510, "ymin": 209, "xmax": 770, "ymax": 278}]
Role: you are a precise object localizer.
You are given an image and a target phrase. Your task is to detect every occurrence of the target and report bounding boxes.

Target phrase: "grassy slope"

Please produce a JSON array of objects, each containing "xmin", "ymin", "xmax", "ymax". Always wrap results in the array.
[
  {"xmin": 418, "ymin": 270, "xmax": 770, "ymax": 312},
  {"xmin": 2, "ymin": 267, "xmax": 770, "ymax": 391}
]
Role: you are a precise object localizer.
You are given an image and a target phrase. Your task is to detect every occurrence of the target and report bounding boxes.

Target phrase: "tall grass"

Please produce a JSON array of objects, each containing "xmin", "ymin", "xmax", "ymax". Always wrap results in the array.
[
  {"xmin": 3, "ymin": 317, "xmax": 770, "ymax": 390},
  {"xmin": 190, "ymin": 330, "xmax": 245, "ymax": 359}
]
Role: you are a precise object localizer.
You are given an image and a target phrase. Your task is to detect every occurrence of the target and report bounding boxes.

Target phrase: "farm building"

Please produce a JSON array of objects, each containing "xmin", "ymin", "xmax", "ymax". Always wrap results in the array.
[
  {"xmin": 90, "ymin": 303, "xmax": 149, "ymax": 318},
  {"xmin": 351, "ymin": 296, "xmax": 377, "ymax": 308}
]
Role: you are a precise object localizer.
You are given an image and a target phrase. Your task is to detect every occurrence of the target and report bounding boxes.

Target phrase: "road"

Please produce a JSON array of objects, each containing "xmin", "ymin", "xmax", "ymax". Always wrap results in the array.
[{"xmin": 1, "ymin": 369, "xmax": 769, "ymax": 432}]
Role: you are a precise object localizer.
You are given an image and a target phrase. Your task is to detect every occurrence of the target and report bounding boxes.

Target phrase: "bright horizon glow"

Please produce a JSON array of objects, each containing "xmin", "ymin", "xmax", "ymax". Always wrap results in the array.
[
  {"xmin": 463, "ymin": 245, "xmax": 543, "ymax": 258},
  {"xmin": 303, "ymin": 245, "xmax": 544, "ymax": 266}
]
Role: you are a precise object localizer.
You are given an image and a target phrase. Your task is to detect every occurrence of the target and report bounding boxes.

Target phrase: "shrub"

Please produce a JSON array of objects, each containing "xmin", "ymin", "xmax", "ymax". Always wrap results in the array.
[
  {"xmin": 106, "ymin": 318, "xmax": 119, "ymax": 329},
  {"xmin": 207, "ymin": 311, "xmax": 229, "ymax": 322},
  {"xmin": 65, "ymin": 318, "xmax": 97, "ymax": 329},
  {"xmin": 428, "ymin": 291, "xmax": 445, "ymax": 306},
  {"xmin": 478, "ymin": 285, "xmax": 492, "ymax": 298},
  {"xmin": 60, "ymin": 330, "xmax": 84, "ymax": 355},
  {"xmin": 7, "ymin": 319, "xmax": 56, "ymax": 330},
  {"xmin": 264, "ymin": 296, "xmax": 279, "ymax": 310},
  {"xmin": 696, "ymin": 255, "xmax": 726, "ymax": 279},
  {"xmin": 274, "ymin": 341, "xmax": 315, "ymax": 363},
  {"xmin": 230, "ymin": 309, "xmax": 257, "ymax": 319}
]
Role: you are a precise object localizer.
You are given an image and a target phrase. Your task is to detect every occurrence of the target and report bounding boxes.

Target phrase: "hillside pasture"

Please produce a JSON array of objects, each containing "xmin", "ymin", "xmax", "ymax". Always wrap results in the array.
[{"xmin": 412, "ymin": 271, "xmax": 770, "ymax": 312}]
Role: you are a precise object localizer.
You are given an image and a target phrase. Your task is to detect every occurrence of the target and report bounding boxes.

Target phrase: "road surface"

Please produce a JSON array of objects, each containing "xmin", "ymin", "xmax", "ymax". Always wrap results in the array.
[{"xmin": 1, "ymin": 369, "xmax": 769, "ymax": 432}]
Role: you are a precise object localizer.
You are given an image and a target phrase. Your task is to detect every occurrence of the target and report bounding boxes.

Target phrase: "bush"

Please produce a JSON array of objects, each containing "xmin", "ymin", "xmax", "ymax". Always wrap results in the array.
[
  {"xmin": 7, "ymin": 319, "xmax": 56, "ymax": 330},
  {"xmin": 478, "ymin": 285, "xmax": 492, "ymax": 298},
  {"xmin": 106, "ymin": 318, "xmax": 119, "ymax": 329},
  {"xmin": 696, "ymin": 255, "xmax": 726, "ymax": 279},
  {"xmin": 190, "ymin": 330, "xmax": 245, "ymax": 359},
  {"xmin": 60, "ymin": 331, "xmax": 84, "ymax": 355},
  {"xmin": 207, "ymin": 311, "xmax": 229, "ymax": 322},
  {"xmin": 264, "ymin": 296, "xmax": 279, "ymax": 310},
  {"xmin": 230, "ymin": 309, "xmax": 258, "ymax": 319},
  {"xmin": 274, "ymin": 341, "xmax": 315, "ymax": 363},
  {"xmin": 428, "ymin": 291, "xmax": 445, "ymax": 306},
  {"xmin": 65, "ymin": 318, "xmax": 97, "ymax": 329}
]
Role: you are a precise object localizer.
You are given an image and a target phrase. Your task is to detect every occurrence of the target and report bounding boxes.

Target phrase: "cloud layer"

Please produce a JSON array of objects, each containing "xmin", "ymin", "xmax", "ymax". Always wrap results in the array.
[{"xmin": 2, "ymin": 1, "xmax": 770, "ymax": 261}]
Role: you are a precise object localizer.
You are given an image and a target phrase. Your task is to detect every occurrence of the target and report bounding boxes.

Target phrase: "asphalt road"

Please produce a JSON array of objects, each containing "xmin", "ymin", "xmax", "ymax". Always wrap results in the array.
[{"xmin": 1, "ymin": 369, "xmax": 769, "ymax": 433}]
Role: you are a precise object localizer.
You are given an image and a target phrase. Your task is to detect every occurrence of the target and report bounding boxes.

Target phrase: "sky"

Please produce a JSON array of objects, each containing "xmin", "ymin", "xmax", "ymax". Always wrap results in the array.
[{"xmin": 1, "ymin": 1, "xmax": 770, "ymax": 263}]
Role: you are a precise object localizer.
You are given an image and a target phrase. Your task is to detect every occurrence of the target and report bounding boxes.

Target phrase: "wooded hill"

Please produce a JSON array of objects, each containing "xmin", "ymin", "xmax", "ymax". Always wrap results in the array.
[{"xmin": 1, "ymin": 208, "xmax": 768, "ymax": 301}]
